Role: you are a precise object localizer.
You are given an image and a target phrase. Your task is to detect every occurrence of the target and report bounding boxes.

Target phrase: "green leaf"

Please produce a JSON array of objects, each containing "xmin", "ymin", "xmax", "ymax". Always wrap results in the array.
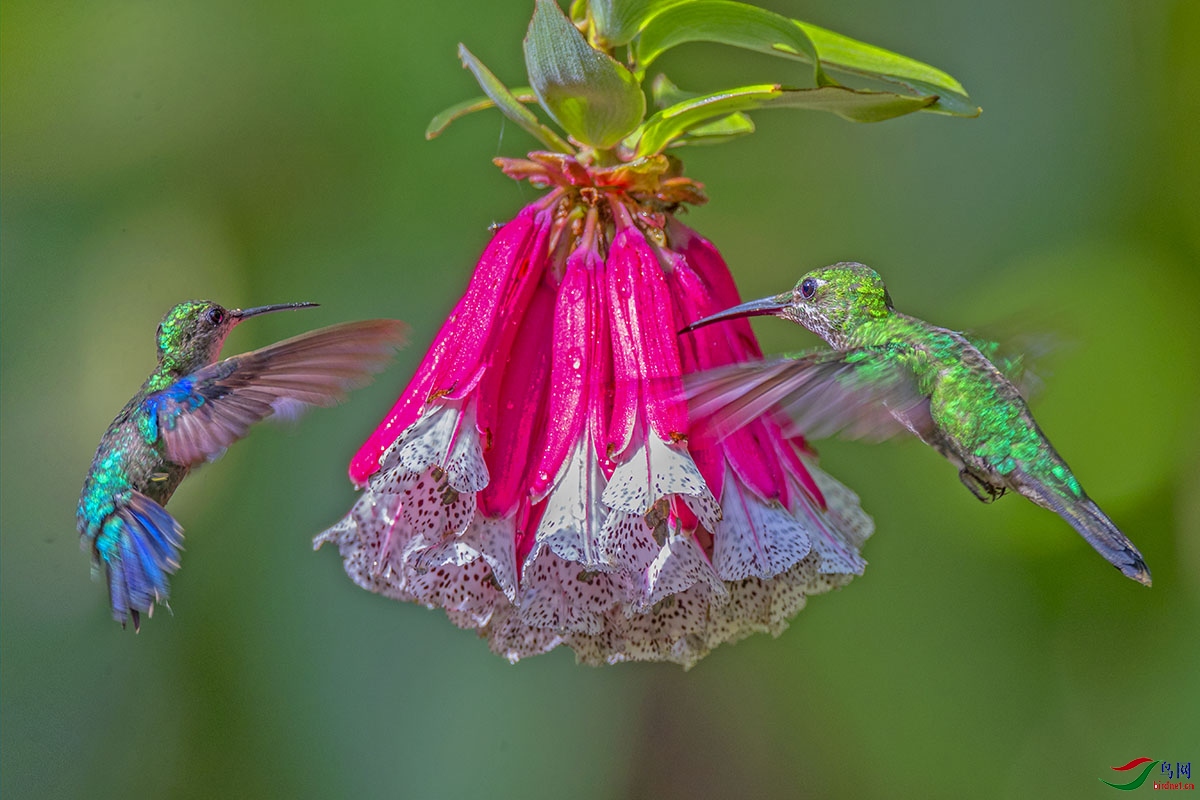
[
  {"xmin": 672, "ymin": 112, "xmax": 756, "ymax": 146},
  {"xmin": 633, "ymin": 84, "xmax": 937, "ymax": 156},
  {"xmin": 425, "ymin": 86, "xmax": 538, "ymax": 140},
  {"xmin": 588, "ymin": 0, "xmax": 691, "ymax": 47},
  {"xmin": 634, "ymin": 1, "xmax": 831, "ymax": 87},
  {"xmin": 455, "ymin": 46, "xmax": 572, "ymax": 152},
  {"xmin": 645, "ymin": 75, "xmax": 754, "ymax": 145},
  {"xmin": 523, "ymin": 0, "xmax": 646, "ymax": 149},
  {"xmin": 628, "ymin": 1, "xmax": 978, "ymax": 117},
  {"xmin": 798, "ymin": 22, "xmax": 978, "ymax": 117}
]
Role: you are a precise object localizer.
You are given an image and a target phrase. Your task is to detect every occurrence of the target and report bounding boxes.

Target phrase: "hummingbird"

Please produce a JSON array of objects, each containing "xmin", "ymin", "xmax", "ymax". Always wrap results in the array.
[
  {"xmin": 682, "ymin": 262, "xmax": 1151, "ymax": 586},
  {"xmin": 77, "ymin": 300, "xmax": 408, "ymax": 629}
]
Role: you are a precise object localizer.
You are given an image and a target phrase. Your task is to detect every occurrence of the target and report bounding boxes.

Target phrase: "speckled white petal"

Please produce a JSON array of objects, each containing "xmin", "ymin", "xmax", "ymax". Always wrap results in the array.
[
  {"xmin": 807, "ymin": 521, "xmax": 868, "ymax": 574},
  {"xmin": 530, "ymin": 440, "xmax": 609, "ymax": 571},
  {"xmin": 384, "ymin": 404, "xmax": 489, "ymax": 494},
  {"xmin": 806, "ymin": 460, "xmax": 874, "ymax": 550},
  {"xmin": 313, "ymin": 491, "xmax": 416, "ymax": 601},
  {"xmin": 405, "ymin": 555, "xmax": 502, "ymax": 628},
  {"xmin": 559, "ymin": 553, "xmax": 854, "ymax": 669},
  {"xmin": 444, "ymin": 408, "xmax": 489, "ymax": 493},
  {"xmin": 466, "ymin": 516, "xmax": 519, "ymax": 602},
  {"xmin": 712, "ymin": 469, "xmax": 814, "ymax": 581},
  {"xmin": 788, "ymin": 476, "xmax": 867, "ymax": 575},
  {"xmin": 597, "ymin": 511, "xmax": 661, "ymax": 581},
  {"xmin": 516, "ymin": 550, "xmax": 619, "ymax": 635},
  {"xmin": 704, "ymin": 556, "xmax": 823, "ymax": 645},
  {"xmin": 399, "ymin": 468, "xmax": 476, "ymax": 542},
  {"xmin": 395, "ymin": 406, "xmax": 457, "ymax": 473},
  {"xmin": 601, "ymin": 435, "xmax": 720, "ymax": 527},
  {"xmin": 638, "ymin": 531, "xmax": 727, "ymax": 611},
  {"xmin": 567, "ymin": 586, "xmax": 718, "ymax": 666},
  {"xmin": 484, "ymin": 605, "xmax": 565, "ymax": 664}
]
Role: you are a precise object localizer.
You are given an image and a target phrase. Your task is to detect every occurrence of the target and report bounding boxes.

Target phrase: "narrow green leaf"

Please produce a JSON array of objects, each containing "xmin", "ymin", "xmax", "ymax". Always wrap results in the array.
[
  {"xmin": 634, "ymin": 1, "xmax": 830, "ymax": 86},
  {"xmin": 456, "ymin": 46, "xmax": 572, "ymax": 152},
  {"xmin": 523, "ymin": 0, "xmax": 646, "ymax": 149},
  {"xmin": 673, "ymin": 112, "xmax": 756, "ymax": 145},
  {"xmin": 645, "ymin": 75, "xmax": 754, "ymax": 144},
  {"xmin": 426, "ymin": 87, "xmax": 538, "ymax": 140},
  {"xmin": 798, "ymin": 22, "xmax": 978, "ymax": 117},
  {"xmin": 766, "ymin": 86, "xmax": 936, "ymax": 121},
  {"xmin": 589, "ymin": 0, "xmax": 691, "ymax": 47},
  {"xmin": 634, "ymin": 84, "xmax": 936, "ymax": 156}
]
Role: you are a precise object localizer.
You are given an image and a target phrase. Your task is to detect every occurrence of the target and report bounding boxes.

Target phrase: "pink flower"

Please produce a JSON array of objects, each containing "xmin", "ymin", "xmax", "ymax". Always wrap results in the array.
[{"xmin": 316, "ymin": 154, "xmax": 872, "ymax": 667}]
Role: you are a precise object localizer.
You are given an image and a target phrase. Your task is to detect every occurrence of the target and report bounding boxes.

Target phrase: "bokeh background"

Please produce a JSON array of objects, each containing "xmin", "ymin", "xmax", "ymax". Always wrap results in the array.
[{"xmin": 3, "ymin": 1, "xmax": 1197, "ymax": 797}]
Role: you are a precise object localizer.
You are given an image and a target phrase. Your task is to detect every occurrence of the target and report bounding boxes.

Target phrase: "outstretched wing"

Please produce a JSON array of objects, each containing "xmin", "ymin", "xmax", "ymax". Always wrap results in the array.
[
  {"xmin": 146, "ymin": 319, "xmax": 407, "ymax": 465},
  {"xmin": 684, "ymin": 347, "xmax": 933, "ymax": 443}
]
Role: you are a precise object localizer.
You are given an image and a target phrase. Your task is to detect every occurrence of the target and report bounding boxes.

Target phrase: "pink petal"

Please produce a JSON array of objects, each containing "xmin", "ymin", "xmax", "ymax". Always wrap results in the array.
[
  {"xmin": 533, "ymin": 244, "xmax": 602, "ymax": 498},
  {"xmin": 774, "ymin": 434, "xmax": 826, "ymax": 510},
  {"xmin": 474, "ymin": 206, "xmax": 555, "ymax": 441},
  {"xmin": 478, "ymin": 280, "xmax": 556, "ymax": 517},
  {"xmin": 667, "ymin": 248, "xmax": 785, "ymax": 501},
  {"xmin": 671, "ymin": 218, "xmax": 762, "ymax": 360},
  {"xmin": 350, "ymin": 206, "xmax": 541, "ymax": 483},
  {"xmin": 605, "ymin": 237, "xmax": 642, "ymax": 460},
  {"xmin": 606, "ymin": 210, "xmax": 687, "ymax": 454}
]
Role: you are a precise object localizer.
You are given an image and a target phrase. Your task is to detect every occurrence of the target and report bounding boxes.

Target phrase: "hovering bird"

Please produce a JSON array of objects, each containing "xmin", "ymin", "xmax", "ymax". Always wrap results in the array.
[
  {"xmin": 682, "ymin": 262, "xmax": 1150, "ymax": 586},
  {"xmin": 77, "ymin": 300, "xmax": 407, "ymax": 629}
]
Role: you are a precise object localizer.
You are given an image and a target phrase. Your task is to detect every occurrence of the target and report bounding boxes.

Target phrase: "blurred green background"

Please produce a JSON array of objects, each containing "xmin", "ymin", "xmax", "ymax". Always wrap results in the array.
[{"xmin": 3, "ymin": 1, "xmax": 1197, "ymax": 798}]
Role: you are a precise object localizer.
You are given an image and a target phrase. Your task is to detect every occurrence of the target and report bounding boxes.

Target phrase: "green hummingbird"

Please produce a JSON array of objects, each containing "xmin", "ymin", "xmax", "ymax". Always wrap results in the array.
[
  {"xmin": 77, "ymin": 300, "xmax": 408, "ymax": 629},
  {"xmin": 682, "ymin": 262, "xmax": 1151, "ymax": 586}
]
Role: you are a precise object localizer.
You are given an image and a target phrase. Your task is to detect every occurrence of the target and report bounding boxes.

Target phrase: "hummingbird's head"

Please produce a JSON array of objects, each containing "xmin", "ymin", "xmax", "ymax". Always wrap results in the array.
[
  {"xmin": 681, "ymin": 262, "xmax": 893, "ymax": 349},
  {"xmin": 781, "ymin": 262, "xmax": 894, "ymax": 347},
  {"xmin": 155, "ymin": 300, "xmax": 318, "ymax": 373}
]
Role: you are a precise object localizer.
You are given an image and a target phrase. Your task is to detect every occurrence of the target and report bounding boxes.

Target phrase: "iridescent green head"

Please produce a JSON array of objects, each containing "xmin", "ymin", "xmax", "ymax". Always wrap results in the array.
[
  {"xmin": 780, "ymin": 262, "xmax": 894, "ymax": 347},
  {"xmin": 682, "ymin": 262, "xmax": 894, "ymax": 348},
  {"xmin": 155, "ymin": 300, "xmax": 318, "ymax": 374}
]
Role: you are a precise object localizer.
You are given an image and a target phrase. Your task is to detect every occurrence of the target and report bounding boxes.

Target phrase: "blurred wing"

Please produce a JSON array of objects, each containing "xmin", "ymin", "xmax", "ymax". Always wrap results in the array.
[
  {"xmin": 685, "ymin": 348, "xmax": 932, "ymax": 443},
  {"xmin": 149, "ymin": 319, "xmax": 407, "ymax": 465},
  {"xmin": 965, "ymin": 330, "xmax": 1059, "ymax": 401}
]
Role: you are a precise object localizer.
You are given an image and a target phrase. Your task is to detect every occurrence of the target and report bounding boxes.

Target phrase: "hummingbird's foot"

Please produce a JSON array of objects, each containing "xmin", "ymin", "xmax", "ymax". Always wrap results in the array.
[{"xmin": 959, "ymin": 468, "xmax": 1006, "ymax": 503}]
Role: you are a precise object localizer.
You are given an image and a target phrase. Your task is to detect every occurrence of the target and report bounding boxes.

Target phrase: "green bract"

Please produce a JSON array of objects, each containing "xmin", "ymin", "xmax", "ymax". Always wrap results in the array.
[
  {"xmin": 430, "ymin": 0, "xmax": 979, "ymax": 156},
  {"xmin": 524, "ymin": 0, "xmax": 646, "ymax": 149}
]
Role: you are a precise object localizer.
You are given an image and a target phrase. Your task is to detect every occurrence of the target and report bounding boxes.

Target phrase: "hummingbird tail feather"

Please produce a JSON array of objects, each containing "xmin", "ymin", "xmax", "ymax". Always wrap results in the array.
[
  {"xmin": 1017, "ymin": 484, "xmax": 1151, "ymax": 586},
  {"xmin": 104, "ymin": 491, "xmax": 185, "ymax": 629}
]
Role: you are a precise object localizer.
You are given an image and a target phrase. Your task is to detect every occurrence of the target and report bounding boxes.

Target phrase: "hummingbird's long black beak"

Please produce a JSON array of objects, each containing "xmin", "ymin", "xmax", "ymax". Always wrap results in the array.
[
  {"xmin": 680, "ymin": 293, "xmax": 792, "ymax": 334},
  {"xmin": 231, "ymin": 302, "xmax": 320, "ymax": 320}
]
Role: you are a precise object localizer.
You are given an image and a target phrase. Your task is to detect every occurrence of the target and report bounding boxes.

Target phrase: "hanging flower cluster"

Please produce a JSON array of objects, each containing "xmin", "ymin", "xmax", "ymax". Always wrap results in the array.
[{"xmin": 316, "ymin": 0, "xmax": 975, "ymax": 666}]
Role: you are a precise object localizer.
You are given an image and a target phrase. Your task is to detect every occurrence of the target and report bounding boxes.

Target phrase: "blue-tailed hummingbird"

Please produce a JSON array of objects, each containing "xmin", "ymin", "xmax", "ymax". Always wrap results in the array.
[{"xmin": 78, "ymin": 300, "xmax": 407, "ymax": 629}]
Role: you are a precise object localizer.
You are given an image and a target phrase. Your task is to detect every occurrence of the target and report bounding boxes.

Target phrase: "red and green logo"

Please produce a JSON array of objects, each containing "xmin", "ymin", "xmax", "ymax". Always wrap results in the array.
[{"xmin": 1101, "ymin": 758, "xmax": 1160, "ymax": 790}]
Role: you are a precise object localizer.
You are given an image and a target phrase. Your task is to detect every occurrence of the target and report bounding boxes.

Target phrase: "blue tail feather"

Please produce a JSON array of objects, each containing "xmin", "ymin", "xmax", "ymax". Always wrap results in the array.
[
  {"xmin": 118, "ymin": 534, "xmax": 155, "ymax": 612},
  {"xmin": 101, "ymin": 491, "xmax": 185, "ymax": 630}
]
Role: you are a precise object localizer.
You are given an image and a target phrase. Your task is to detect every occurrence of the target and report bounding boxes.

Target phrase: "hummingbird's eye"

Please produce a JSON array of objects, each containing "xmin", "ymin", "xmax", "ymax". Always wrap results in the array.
[
  {"xmin": 800, "ymin": 278, "xmax": 818, "ymax": 299},
  {"xmin": 206, "ymin": 308, "xmax": 225, "ymax": 326}
]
